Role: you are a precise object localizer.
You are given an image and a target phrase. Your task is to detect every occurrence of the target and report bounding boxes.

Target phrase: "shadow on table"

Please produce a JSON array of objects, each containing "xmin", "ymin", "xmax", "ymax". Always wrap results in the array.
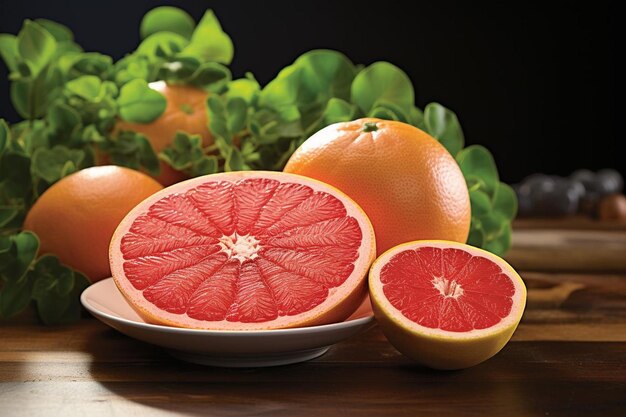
[{"xmin": 81, "ymin": 325, "xmax": 611, "ymax": 416}]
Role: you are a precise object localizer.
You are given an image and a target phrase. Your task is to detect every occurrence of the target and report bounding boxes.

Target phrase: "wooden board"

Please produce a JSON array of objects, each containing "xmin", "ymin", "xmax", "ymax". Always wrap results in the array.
[
  {"xmin": 1, "ymin": 271, "xmax": 626, "ymax": 417},
  {"xmin": 507, "ymin": 229, "xmax": 626, "ymax": 272},
  {"xmin": 514, "ymin": 216, "xmax": 626, "ymax": 231}
]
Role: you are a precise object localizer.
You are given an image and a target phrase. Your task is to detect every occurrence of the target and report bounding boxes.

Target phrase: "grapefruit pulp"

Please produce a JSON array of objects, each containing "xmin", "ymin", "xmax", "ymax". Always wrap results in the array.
[
  {"xmin": 369, "ymin": 240, "xmax": 526, "ymax": 369},
  {"xmin": 110, "ymin": 171, "xmax": 376, "ymax": 330}
]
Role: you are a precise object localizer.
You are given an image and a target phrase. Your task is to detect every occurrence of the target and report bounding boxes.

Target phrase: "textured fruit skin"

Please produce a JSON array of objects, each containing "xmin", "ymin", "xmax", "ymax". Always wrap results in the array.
[
  {"xmin": 110, "ymin": 171, "xmax": 377, "ymax": 330},
  {"xmin": 369, "ymin": 240, "xmax": 526, "ymax": 370},
  {"xmin": 284, "ymin": 118, "xmax": 471, "ymax": 255},
  {"xmin": 115, "ymin": 81, "xmax": 212, "ymax": 186},
  {"xmin": 23, "ymin": 166, "xmax": 163, "ymax": 282}
]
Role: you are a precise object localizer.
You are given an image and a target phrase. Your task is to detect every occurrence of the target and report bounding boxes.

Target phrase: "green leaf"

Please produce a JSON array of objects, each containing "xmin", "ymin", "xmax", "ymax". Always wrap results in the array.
[
  {"xmin": 368, "ymin": 100, "xmax": 409, "ymax": 122},
  {"xmin": 322, "ymin": 98, "xmax": 357, "ymax": 125},
  {"xmin": 469, "ymin": 189, "xmax": 492, "ymax": 217},
  {"xmin": 0, "ymin": 34, "xmax": 19, "ymax": 72},
  {"xmin": 104, "ymin": 131, "xmax": 160, "ymax": 176},
  {"xmin": 483, "ymin": 223, "xmax": 512, "ymax": 256},
  {"xmin": 114, "ymin": 54, "xmax": 151, "ymax": 85},
  {"xmin": 0, "ymin": 276, "xmax": 33, "ymax": 318},
  {"xmin": 181, "ymin": 10, "xmax": 234, "ymax": 64},
  {"xmin": 31, "ymin": 146, "xmax": 84, "ymax": 184},
  {"xmin": 456, "ymin": 145, "xmax": 499, "ymax": 197},
  {"xmin": 225, "ymin": 147, "xmax": 247, "ymax": 171},
  {"xmin": 0, "ymin": 207, "xmax": 19, "ymax": 228},
  {"xmin": 159, "ymin": 132, "xmax": 203, "ymax": 171},
  {"xmin": 17, "ymin": 20, "xmax": 57, "ymax": 76},
  {"xmin": 11, "ymin": 231, "xmax": 39, "ymax": 280},
  {"xmin": 492, "ymin": 182, "xmax": 518, "ymax": 220},
  {"xmin": 423, "ymin": 103, "xmax": 464, "ymax": 156},
  {"xmin": 292, "ymin": 49, "xmax": 357, "ymax": 102},
  {"xmin": 226, "ymin": 97, "xmax": 248, "ymax": 133},
  {"xmin": 137, "ymin": 32, "xmax": 188, "ymax": 59},
  {"xmin": 69, "ymin": 53, "xmax": 113, "ymax": 79},
  {"xmin": 159, "ymin": 133, "xmax": 220, "ymax": 178},
  {"xmin": 140, "ymin": 6, "xmax": 195, "ymax": 40},
  {"xmin": 0, "ymin": 152, "xmax": 32, "ymax": 201},
  {"xmin": 192, "ymin": 156, "xmax": 219, "ymax": 176},
  {"xmin": 117, "ymin": 79, "xmax": 167, "ymax": 123},
  {"xmin": 207, "ymin": 95, "xmax": 230, "ymax": 142},
  {"xmin": 0, "ymin": 119, "xmax": 9, "ymax": 156},
  {"xmin": 228, "ymin": 77, "xmax": 260, "ymax": 104},
  {"xmin": 31, "ymin": 255, "xmax": 90, "ymax": 325},
  {"xmin": 409, "ymin": 106, "xmax": 424, "ymax": 128},
  {"xmin": 259, "ymin": 66, "xmax": 302, "ymax": 122},
  {"xmin": 187, "ymin": 62, "xmax": 231, "ymax": 90},
  {"xmin": 34, "ymin": 19, "xmax": 73, "ymax": 42},
  {"xmin": 467, "ymin": 225, "xmax": 485, "ymax": 247},
  {"xmin": 65, "ymin": 75, "xmax": 102, "ymax": 101},
  {"xmin": 351, "ymin": 61, "xmax": 414, "ymax": 115},
  {"xmin": 11, "ymin": 67, "xmax": 62, "ymax": 120},
  {"xmin": 48, "ymin": 102, "xmax": 81, "ymax": 135}
]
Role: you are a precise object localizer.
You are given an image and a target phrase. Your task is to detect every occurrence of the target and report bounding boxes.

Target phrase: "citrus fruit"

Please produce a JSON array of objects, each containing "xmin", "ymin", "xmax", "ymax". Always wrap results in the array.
[
  {"xmin": 23, "ymin": 166, "xmax": 163, "ymax": 282},
  {"xmin": 284, "ymin": 118, "xmax": 471, "ymax": 255},
  {"xmin": 369, "ymin": 240, "xmax": 526, "ymax": 369},
  {"xmin": 115, "ymin": 81, "xmax": 212, "ymax": 186},
  {"xmin": 109, "ymin": 171, "xmax": 376, "ymax": 330}
]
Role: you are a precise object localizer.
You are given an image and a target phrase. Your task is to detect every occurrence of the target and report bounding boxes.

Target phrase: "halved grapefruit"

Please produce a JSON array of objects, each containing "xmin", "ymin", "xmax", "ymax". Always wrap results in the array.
[
  {"xmin": 369, "ymin": 240, "xmax": 526, "ymax": 369},
  {"xmin": 110, "ymin": 171, "xmax": 376, "ymax": 330}
]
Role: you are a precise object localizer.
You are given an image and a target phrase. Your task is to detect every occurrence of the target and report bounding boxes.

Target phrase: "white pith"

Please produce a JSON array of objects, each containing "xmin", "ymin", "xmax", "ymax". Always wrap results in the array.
[
  {"xmin": 218, "ymin": 234, "xmax": 261, "ymax": 262},
  {"xmin": 110, "ymin": 170, "xmax": 376, "ymax": 330},
  {"xmin": 370, "ymin": 240, "xmax": 527, "ymax": 339},
  {"xmin": 432, "ymin": 276, "xmax": 464, "ymax": 299}
]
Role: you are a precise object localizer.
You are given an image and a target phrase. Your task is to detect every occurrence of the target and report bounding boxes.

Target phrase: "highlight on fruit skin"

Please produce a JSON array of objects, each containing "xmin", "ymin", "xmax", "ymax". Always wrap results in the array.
[
  {"xmin": 109, "ymin": 170, "xmax": 377, "ymax": 330},
  {"xmin": 368, "ymin": 240, "xmax": 527, "ymax": 370},
  {"xmin": 284, "ymin": 118, "xmax": 471, "ymax": 256}
]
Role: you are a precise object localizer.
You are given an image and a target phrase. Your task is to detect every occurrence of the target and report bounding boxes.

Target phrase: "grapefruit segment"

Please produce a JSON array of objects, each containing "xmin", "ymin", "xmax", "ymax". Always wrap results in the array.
[
  {"xmin": 369, "ymin": 240, "xmax": 526, "ymax": 369},
  {"xmin": 110, "ymin": 171, "xmax": 376, "ymax": 330}
]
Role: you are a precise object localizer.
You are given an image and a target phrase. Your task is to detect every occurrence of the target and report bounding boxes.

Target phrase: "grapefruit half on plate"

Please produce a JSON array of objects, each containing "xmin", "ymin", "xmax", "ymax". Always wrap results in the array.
[
  {"xmin": 110, "ymin": 171, "xmax": 376, "ymax": 330},
  {"xmin": 369, "ymin": 240, "xmax": 526, "ymax": 369}
]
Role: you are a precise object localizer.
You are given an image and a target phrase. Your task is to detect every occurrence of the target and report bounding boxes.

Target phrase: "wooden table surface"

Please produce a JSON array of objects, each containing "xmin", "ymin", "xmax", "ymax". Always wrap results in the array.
[{"xmin": 2, "ymin": 230, "xmax": 626, "ymax": 416}]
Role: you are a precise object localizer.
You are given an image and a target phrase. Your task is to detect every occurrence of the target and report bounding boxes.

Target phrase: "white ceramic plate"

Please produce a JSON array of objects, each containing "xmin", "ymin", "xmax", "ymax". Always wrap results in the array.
[{"xmin": 81, "ymin": 278, "xmax": 375, "ymax": 367}]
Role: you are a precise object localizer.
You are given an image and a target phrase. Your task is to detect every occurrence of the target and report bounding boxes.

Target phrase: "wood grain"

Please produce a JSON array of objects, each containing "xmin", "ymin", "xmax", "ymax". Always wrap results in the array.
[
  {"xmin": 514, "ymin": 216, "xmax": 626, "ymax": 231},
  {"xmin": 506, "ymin": 230, "xmax": 626, "ymax": 272},
  {"xmin": 2, "ymin": 271, "xmax": 626, "ymax": 416}
]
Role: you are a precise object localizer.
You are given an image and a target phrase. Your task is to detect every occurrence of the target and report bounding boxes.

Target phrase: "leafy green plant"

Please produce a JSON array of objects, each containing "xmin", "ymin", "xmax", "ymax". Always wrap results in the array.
[{"xmin": 0, "ymin": 6, "xmax": 516, "ymax": 325}]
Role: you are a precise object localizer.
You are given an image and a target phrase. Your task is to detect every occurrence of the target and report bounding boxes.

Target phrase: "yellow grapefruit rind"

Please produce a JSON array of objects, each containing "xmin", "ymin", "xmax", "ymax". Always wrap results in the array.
[
  {"xmin": 110, "ymin": 171, "xmax": 376, "ymax": 330},
  {"xmin": 369, "ymin": 240, "xmax": 527, "ymax": 370}
]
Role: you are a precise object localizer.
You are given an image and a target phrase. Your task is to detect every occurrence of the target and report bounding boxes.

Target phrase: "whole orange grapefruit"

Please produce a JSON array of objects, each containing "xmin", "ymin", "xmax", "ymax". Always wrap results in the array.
[
  {"xmin": 23, "ymin": 166, "xmax": 163, "ymax": 282},
  {"xmin": 115, "ymin": 81, "xmax": 213, "ymax": 185},
  {"xmin": 284, "ymin": 118, "xmax": 471, "ymax": 254}
]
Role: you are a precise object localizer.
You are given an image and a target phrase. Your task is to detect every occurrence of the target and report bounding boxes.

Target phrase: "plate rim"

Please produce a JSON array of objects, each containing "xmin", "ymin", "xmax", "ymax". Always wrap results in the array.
[{"xmin": 81, "ymin": 278, "xmax": 375, "ymax": 337}]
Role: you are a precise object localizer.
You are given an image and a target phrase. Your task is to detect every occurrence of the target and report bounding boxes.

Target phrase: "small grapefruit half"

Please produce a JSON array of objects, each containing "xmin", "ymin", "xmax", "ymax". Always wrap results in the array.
[
  {"xmin": 369, "ymin": 240, "xmax": 526, "ymax": 369},
  {"xmin": 110, "ymin": 171, "xmax": 376, "ymax": 330}
]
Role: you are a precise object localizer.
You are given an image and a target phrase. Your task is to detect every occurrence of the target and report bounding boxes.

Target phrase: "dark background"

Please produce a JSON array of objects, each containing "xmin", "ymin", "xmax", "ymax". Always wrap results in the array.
[{"xmin": 0, "ymin": 0, "xmax": 618, "ymax": 183}]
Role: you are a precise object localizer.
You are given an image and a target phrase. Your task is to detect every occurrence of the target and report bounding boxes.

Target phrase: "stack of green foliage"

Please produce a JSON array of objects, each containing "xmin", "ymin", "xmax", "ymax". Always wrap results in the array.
[{"xmin": 0, "ymin": 6, "xmax": 516, "ymax": 324}]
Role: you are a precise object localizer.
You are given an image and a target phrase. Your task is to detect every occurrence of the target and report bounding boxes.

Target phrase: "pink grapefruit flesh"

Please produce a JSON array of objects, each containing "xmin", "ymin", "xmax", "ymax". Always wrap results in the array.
[
  {"xmin": 110, "ymin": 171, "xmax": 376, "ymax": 330},
  {"xmin": 369, "ymin": 240, "xmax": 526, "ymax": 369}
]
